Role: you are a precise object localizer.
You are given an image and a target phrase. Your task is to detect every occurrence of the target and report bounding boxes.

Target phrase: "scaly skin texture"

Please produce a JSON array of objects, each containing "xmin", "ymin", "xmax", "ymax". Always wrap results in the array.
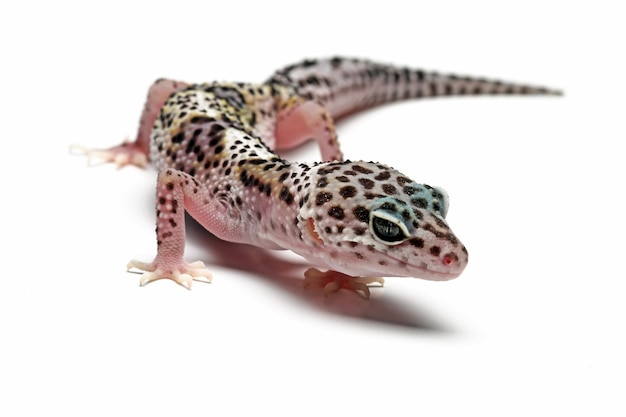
[{"xmin": 74, "ymin": 57, "xmax": 561, "ymax": 294}]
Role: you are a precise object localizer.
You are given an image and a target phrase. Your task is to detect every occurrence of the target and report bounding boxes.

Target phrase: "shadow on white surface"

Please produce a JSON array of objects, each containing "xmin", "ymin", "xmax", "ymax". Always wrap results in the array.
[{"xmin": 184, "ymin": 215, "xmax": 453, "ymax": 332}]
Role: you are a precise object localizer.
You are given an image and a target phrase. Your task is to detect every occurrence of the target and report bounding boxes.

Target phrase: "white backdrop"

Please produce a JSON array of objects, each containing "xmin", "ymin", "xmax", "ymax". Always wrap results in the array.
[{"xmin": 2, "ymin": 1, "xmax": 624, "ymax": 416}]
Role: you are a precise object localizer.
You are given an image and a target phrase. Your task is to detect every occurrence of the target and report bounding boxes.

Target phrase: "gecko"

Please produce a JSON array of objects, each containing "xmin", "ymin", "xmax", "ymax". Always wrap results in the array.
[{"xmin": 73, "ymin": 57, "xmax": 560, "ymax": 296}]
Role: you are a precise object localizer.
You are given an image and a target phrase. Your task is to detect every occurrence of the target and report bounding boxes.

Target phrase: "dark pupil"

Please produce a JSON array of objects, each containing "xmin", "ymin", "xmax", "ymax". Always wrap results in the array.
[{"xmin": 372, "ymin": 217, "xmax": 405, "ymax": 242}]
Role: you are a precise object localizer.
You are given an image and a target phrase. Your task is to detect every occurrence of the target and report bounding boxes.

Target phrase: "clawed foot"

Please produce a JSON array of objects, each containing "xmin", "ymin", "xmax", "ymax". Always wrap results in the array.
[
  {"xmin": 303, "ymin": 268, "xmax": 384, "ymax": 299},
  {"xmin": 127, "ymin": 259, "xmax": 213, "ymax": 289},
  {"xmin": 70, "ymin": 141, "xmax": 148, "ymax": 168}
]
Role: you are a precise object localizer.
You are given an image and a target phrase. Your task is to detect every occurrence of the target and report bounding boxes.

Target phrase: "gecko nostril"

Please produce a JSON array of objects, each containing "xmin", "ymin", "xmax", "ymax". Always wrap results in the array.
[{"xmin": 442, "ymin": 253, "xmax": 457, "ymax": 266}]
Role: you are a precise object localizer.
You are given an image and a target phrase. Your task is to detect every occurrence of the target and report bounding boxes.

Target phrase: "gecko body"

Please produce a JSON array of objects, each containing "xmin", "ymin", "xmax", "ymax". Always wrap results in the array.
[{"xmin": 76, "ymin": 57, "xmax": 560, "ymax": 294}]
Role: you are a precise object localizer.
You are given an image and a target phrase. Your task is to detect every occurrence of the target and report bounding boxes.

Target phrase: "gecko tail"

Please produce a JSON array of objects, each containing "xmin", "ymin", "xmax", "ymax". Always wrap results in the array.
[{"xmin": 265, "ymin": 57, "xmax": 562, "ymax": 120}]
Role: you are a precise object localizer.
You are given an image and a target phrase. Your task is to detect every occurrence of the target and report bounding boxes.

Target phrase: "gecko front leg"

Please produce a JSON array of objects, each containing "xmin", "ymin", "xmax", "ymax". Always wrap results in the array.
[
  {"xmin": 128, "ymin": 169, "xmax": 212, "ymax": 288},
  {"xmin": 303, "ymin": 268, "xmax": 385, "ymax": 299}
]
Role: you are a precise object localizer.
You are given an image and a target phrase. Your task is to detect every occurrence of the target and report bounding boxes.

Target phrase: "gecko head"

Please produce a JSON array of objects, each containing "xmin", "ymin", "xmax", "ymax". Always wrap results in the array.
[{"xmin": 300, "ymin": 161, "xmax": 468, "ymax": 280}]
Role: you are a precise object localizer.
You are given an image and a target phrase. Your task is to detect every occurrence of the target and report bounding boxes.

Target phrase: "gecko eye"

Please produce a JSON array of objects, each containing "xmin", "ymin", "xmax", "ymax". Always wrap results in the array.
[{"xmin": 370, "ymin": 211, "xmax": 409, "ymax": 245}]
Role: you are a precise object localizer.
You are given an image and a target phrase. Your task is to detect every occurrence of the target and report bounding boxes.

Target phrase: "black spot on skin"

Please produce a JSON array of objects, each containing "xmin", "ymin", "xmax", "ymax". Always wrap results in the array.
[
  {"xmin": 328, "ymin": 206, "xmax": 345, "ymax": 220},
  {"xmin": 169, "ymin": 219, "xmax": 177, "ymax": 228},
  {"xmin": 301, "ymin": 59, "xmax": 318, "ymax": 68},
  {"xmin": 354, "ymin": 227, "xmax": 366, "ymax": 236},
  {"xmin": 166, "ymin": 182, "xmax": 174, "ymax": 190},
  {"xmin": 430, "ymin": 246, "xmax": 441, "ymax": 256},
  {"xmin": 172, "ymin": 132, "xmax": 184, "ymax": 144},
  {"xmin": 412, "ymin": 209, "xmax": 424, "ymax": 220},
  {"xmin": 412, "ymin": 198, "xmax": 428, "ymax": 209},
  {"xmin": 423, "ymin": 223, "xmax": 448, "ymax": 239},
  {"xmin": 279, "ymin": 187, "xmax": 294, "ymax": 205},
  {"xmin": 352, "ymin": 206, "xmax": 370, "ymax": 223},
  {"xmin": 185, "ymin": 138, "xmax": 197, "ymax": 154},
  {"xmin": 397, "ymin": 176, "xmax": 412, "ymax": 186},
  {"xmin": 190, "ymin": 116, "xmax": 215, "ymax": 124},
  {"xmin": 339, "ymin": 186, "xmax": 357, "ymax": 199},
  {"xmin": 382, "ymin": 184, "xmax": 398, "ymax": 195},
  {"xmin": 317, "ymin": 177, "xmax": 328, "ymax": 188},
  {"xmin": 358, "ymin": 178, "xmax": 375, "ymax": 189},
  {"xmin": 433, "ymin": 216, "xmax": 448, "ymax": 229},
  {"xmin": 403, "ymin": 186, "xmax": 417, "ymax": 195},
  {"xmin": 409, "ymin": 238, "xmax": 424, "ymax": 248},
  {"xmin": 335, "ymin": 176, "xmax": 350, "ymax": 183},
  {"xmin": 279, "ymin": 172, "xmax": 290, "ymax": 182},
  {"xmin": 316, "ymin": 191, "xmax": 333, "ymax": 206},
  {"xmin": 317, "ymin": 166, "xmax": 341, "ymax": 175},
  {"xmin": 375, "ymin": 171, "xmax": 391, "ymax": 181},
  {"xmin": 352, "ymin": 165, "xmax": 373, "ymax": 174},
  {"xmin": 355, "ymin": 252, "xmax": 364, "ymax": 260}
]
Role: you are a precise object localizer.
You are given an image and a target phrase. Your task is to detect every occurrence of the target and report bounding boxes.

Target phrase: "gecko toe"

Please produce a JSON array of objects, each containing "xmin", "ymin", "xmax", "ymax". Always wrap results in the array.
[{"xmin": 304, "ymin": 268, "xmax": 384, "ymax": 299}]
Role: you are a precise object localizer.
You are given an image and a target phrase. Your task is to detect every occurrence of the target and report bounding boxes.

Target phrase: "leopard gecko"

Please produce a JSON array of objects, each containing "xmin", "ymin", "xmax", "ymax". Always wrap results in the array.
[{"xmin": 73, "ymin": 57, "xmax": 560, "ymax": 296}]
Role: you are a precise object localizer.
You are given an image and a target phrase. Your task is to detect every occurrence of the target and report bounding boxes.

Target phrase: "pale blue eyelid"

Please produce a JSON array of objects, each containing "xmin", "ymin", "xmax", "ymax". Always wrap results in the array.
[{"xmin": 433, "ymin": 186, "xmax": 449, "ymax": 218}]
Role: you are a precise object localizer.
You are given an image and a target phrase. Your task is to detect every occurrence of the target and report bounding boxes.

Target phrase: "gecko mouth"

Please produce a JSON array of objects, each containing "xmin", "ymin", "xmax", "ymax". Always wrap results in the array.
[
  {"xmin": 383, "ymin": 253, "xmax": 464, "ymax": 281},
  {"xmin": 407, "ymin": 264, "xmax": 462, "ymax": 281}
]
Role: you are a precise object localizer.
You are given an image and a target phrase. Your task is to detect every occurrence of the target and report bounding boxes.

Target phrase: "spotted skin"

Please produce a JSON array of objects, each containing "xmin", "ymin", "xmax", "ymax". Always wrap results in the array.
[{"xmin": 74, "ymin": 57, "xmax": 560, "ymax": 293}]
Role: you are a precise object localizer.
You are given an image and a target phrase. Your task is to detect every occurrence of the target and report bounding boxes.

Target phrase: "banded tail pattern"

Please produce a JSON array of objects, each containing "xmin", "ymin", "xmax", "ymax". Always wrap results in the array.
[{"xmin": 266, "ymin": 57, "xmax": 562, "ymax": 120}]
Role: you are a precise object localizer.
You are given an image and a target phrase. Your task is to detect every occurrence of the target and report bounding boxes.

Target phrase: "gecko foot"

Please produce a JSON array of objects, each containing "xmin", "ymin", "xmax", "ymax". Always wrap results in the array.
[
  {"xmin": 127, "ymin": 259, "xmax": 213, "ymax": 289},
  {"xmin": 303, "ymin": 268, "xmax": 384, "ymax": 299},
  {"xmin": 70, "ymin": 141, "xmax": 148, "ymax": 168}
]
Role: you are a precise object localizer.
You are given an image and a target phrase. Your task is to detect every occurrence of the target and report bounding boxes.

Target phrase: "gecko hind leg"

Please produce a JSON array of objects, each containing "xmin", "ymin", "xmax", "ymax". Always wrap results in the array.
[
  {"xmin": 70, "ymin": 141, "xmax": 149, "ymax": 168},
  {"xmin": 274, "ymin": 99, "xmax": 343, "ymax": 162},
  {"xmin": 70, "ymin": 78, "xmax": 188, "ymax": 169},
  {"xmin": 303, "ymin": 268, "xmax": 385, "ymax": 299}
]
